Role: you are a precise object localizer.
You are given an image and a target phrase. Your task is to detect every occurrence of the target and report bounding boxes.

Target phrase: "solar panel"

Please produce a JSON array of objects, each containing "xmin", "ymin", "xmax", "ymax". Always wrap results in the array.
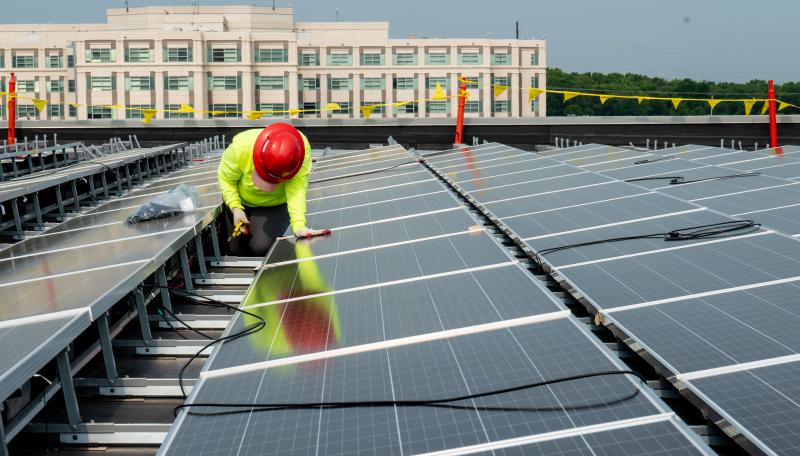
[{"xmin": 162, "ymin": 143, "xmax": 710, "ymax": 456}]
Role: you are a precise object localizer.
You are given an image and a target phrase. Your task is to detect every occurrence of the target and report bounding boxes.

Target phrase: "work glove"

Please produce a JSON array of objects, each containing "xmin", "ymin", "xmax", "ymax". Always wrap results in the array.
[{"xmin": 295, "ymin": 227, "xmax": 331, "ymax": 239}]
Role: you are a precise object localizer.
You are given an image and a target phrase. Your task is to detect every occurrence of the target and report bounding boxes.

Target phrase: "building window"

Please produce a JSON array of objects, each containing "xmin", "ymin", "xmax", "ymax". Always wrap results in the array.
[
  {"xmin": 328, "ymin": 52, "xmax": 352, "ymax": 66},
  {"xmin": 165, "ymin": 47, "xmax": 192, "ymax": 62},
  {"xmin": 18, "ymin": 105, "xmax": 38, "ymax": 118},
  {"xmin": 426, "ymin": 101, "xmax": 448, "ymax": 113},
  {"xmin": 531, "ymin": 52, "xmax": 539, "ymax": 65},
  {"xmin": 399, "ymin": 102, "xmax": 418, "ymax": 114},
  {"xmin": 166, "ymin": 76, "xmax": 193, "ymax": 91},
  {"xmin": 209, "ymin": 75, "xmax": 240, "ymax": 90},
  {"xmin": 465, "ymin": 100, "xmax": 481, "ymax": 113},
  {"xmin": 126, "ymin": 76, "xmax": 153, "ymax": 91},
  {"xmin": 464, "ymin": 76, "xmax": 480, "ymax": 89},
  {"xmin": 393, "ymin": 77, "xmax": 416, "ymax": 90},
  {"xmin": 330, "ymin": 102, "xmax": 351, "ymax": 115},
  {"xmin": 255, "ymin": 48, "xmax": 288, "ymax": 63},
  {"xmin": 125, "ymin": 48, "xmax": 153, "ymax": 63},
  {"xmin": 67, "ymin": 55, "xmax": 75, "ymax": 68},
  {"xmin": 300, "ymin": 77, "xmax": 319, "ymax": 90},
  {"xmin": 530, "ymin": 99, "xmax": 539, "ymax": 112},
  {"xmin": 531, "ymin": 74, "xmax": 540, "ymax": 88},
  {"xmin": 0, "ymin": 55, "xmax": 4, "ymax": 68},
  {"xmin": 328, "ymin": 77, "xmax": 351, "ymax": 90},
  {"xmin": 491, "ymin": 53, "xmax": 510, "ymax": 65},
  {"xmin": 362, "ymin": 102, "xmax": 385, "ymax": 114},
  {"xmin": 425, "ymin": 52, "xmax": 449, "ymax": 65},
  {"xmin": 493, "ymin": 100, "xmax": 510, "ymax": 113},
  {"xmin": 209, "ymin": 48, "xmax": 240, "ymax": 63},
  {"xmin": 17, "ymin": 80, "xmax": 37, "ymax": 93},
  {"xmin": 47, "ymin": 80, "xmax": 63, "ymax": 93},
  {"xmin": 301, "ymin": 102, "xmax": 319, "ymax": 117},
  {"xmin": 86, "ymin": 48, "xmax": 113, "ymax": 63},
  {"xmin": 208, "ymin": 104, "xmax": 241, "ymax": 118},
  {"xmin": 393, "ymin": 52, "xmax": 417, "ymax": 66},
  {"xmin": 89, "ymin": 76, "xmax": 115, "ymax": 91},
  {"xmin": 45, "ymin": 55, "xmax": 63, "ymax": 68},
  {"xmin": 126, "ymin": 104, "xmax": 154, "ymax": 119},
  {"xmin": 68, "ymin": 105, "xmax": 77, "ymax": 117},
  {"xmin": 88, "ymin": 106, "xmax": 113, "ymax": 119},
  {"xmin": 360, "ymin": 52, "xmax": 383, "ymax": 66},
  {"xmin": 492, "ymin": 76, "xmax": 510, "ymax": 87},
  {"xmin": 299, "ymin": 52, "xmax": 319, "ymax": 66},
  {"xmin": 68, "ymin": 80, "xmax": 76, "ymax": 92},
  {"xmin": 458, "ymin": 52, "xmax": 481, "ymax": 65},
  {"xmin": 48, "ymin": 104, "xmax": 63, "ymax": 118},
  {"xmin": 255, "ymin": 76, "xmax": 286, "ymax": 90},
  {"xmin": 362, "ymin": 77, "xmax": 384, "ymax": 90},
  {"xmin": 165, "ymin": 104, "xmax": 194, "ymax": 118},
  {"xmin": 13, "ymin": 55, "xmax": 36, "ymax": 68},
  {"xmin": 426, "ymin": 77, "xmax": 449, "ymax": 89},
  {"xmin": 257, "ymin": 103, "xmax": 288, "ymax": 117}
]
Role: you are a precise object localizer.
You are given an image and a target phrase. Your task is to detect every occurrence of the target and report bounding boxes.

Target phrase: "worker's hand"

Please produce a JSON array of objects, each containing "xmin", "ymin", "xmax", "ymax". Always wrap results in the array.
[
  {"xmin": 232, "ymin": 208, "xmax": 250, "ymax": 234},
  {"xmin": 295, "ymin": 227, "xmax": 331, "ymax": 239}
]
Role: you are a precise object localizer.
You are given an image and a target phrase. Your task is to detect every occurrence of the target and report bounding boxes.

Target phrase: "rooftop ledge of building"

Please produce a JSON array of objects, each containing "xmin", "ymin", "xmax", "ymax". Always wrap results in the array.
[{"xmin": 0, "ymin": 115, "xmax": 795, "ymax": 130}]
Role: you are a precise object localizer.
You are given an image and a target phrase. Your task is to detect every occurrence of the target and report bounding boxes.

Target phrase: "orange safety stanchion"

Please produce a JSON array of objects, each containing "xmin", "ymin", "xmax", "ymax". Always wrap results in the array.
[
  {"xmin": 768, "ymin": 80, "xmax": 778, "ymax": 149},
  {"xmin": 454, "ymin": 76, "xmax": 467, "ymax": 144},
  {"xmin": 7, "ymin": 72, "xmax": 15, "ymax": 145}
]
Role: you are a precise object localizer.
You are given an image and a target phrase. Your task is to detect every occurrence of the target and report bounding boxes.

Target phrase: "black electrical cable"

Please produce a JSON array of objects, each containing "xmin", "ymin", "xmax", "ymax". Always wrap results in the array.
[
  {"xmin": 633, "ymin": 155, "xmax": 675, "ymax": 165},
  {"xmin": 534, "ymin": 220, "xmax": 761, "ymax": 259},
  {"xmin": 308, "ymin": 160, "xmax": 418, "ymax": 184},
  {"xmin": 142, "ymin": 285, "xmax": 266, "ymax": 397},
  {"xmin": 668, "ymin": 172, "xmax": 761, "ymax": 185},
  {"xmin": 624, "ymin": 176, "xmax": 685, "ymax": 184},
  {"xmin": 174, "ymin": 370, "xmax": 646, "ymax": 418}
]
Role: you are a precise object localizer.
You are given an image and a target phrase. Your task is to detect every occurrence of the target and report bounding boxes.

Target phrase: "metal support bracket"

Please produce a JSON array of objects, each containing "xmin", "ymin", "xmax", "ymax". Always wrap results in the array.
[
  {"xmin": 134, "ymin": 286, "xmax": 153, "ymax": 342},
  {"xmin": 179, "ymin": 246, "xmax": 193, "ymax": 291},
  {"xmin": 96, "ymin": 314, "xmax": 118, "ymax": 382},
  {"xmin": 156, "ymin": 266, "xmax": 172, "ymax": 312},
  {"xmin": 56, "ymin": 351, "xmax": 81, "ymax": 429}
]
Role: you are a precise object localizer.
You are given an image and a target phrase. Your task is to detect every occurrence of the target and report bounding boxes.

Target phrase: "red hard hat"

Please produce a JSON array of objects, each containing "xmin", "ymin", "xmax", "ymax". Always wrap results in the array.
[{"xmin": 252, "ymin": 123, "xmax": 304, "ymax": 184}]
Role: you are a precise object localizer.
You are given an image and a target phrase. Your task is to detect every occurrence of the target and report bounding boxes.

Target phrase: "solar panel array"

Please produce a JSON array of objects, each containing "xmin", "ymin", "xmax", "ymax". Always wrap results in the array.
[
  {"xmin": 0, "ymin": 148, "xmax": 222, "ymax": 405},
  {"xmin": 426, "ymin": 142, "xmax": 800, "ymax": 456},
  {"xmin": 160, "ymin": 145, "xmax": 712, "ymax": 456}
]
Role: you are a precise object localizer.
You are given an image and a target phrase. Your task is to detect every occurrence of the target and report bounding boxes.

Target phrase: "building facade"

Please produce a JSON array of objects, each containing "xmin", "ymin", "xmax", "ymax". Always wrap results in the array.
[{"xmin": 0, "ymin": 6, "xmax": 546, "ymax": 121}]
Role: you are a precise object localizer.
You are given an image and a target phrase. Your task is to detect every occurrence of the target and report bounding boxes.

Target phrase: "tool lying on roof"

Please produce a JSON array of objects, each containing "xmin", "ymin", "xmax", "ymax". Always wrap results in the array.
[
  {"xmin": 534, "ymin": 220, "xmax": 761, "ymax": 260},
  {"xmin": 308, "ymin": 160, "xmax": 419, "ymax": 184},
  {"xmin": 625, "ymin": 172, "xmax": 761, "ymax": 185},
  {"xmin": 633, "ymin": 155, "xmax": 675, "ymax": 165}
]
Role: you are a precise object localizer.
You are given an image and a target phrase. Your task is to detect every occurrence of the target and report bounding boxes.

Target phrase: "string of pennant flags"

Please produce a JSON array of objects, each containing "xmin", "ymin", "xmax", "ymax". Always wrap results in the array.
[{"xmin": 1, "ymin": 79, "xmax": 798, "ymax": 124}]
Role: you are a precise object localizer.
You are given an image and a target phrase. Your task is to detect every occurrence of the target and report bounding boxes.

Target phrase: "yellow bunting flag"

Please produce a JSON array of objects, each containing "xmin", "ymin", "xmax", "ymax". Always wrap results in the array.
[
  {"xmin": 563, "ymin": 91, "xmax": 580, "ymax": 101},
  {"xmin": 431, "ymin": 83, "xmax": 447, "ymax": 101},
  {"xmin": 598, "ymin": 95, "xmax": 610, "ymax": 105},
  {"xmin": 670, "ymin": 98, "xmax": 682, "ymax": 109},
  {"xmin": 360, "ymin": 105, "xmax": 377, "ymax": 119},
  {"xmin": 778, "ymin": 101, "xmax": 790, "ymax": 111},
  {"xmin": 527, "ymin": 88, "xmax": 544, "ymax": 103},
  {"xmin": 0, "ymin": 92, "xmax": 6, "ymax": 97},
  {"xmin": 493, "ymin": 84, "xmax": 508, "ymax": 97},
  {"xmin": 324, "ymin": 102, "xmax": 342, "ymax": 111},
  {"xmin": 288, "ymin": 109, "xmax": 302, "ymax": 116},
  {"xmin": 743, "ymin": 99, "xmax": 756, "ymax": 116},
  {"xmin": 142, "ymin": 109, "xmax": 157, "ymax": 124},
  {"xmin": 761, "ymin": 101, "xmax": 770, "ymax": 115},
  {"xmin": 178, "ymin": 103, "xmax": 195, "ymax": 113},
  {"xmin": 636, "ymin": 97, "xmax": 645, "ymax": 104},
  {"xmin": 32, "ymin": 98, "xmax": 48, "ymax": 112},
  {"xmin": 246, "ymin": 111, "xmax": 266, "ymax": 120},
  {"xmin": 393, "ymin": 101, "xmax": 412, "ymax": 108},
  {"xmin": 68, "ymin": 102, "xmax": 81, "ymax": 108},
  {"xmin": 707, "ymin": 99, "xmax": 721, "ymax": 109},
  {"xmin": 460, "ymin": 89, "xmax": 470, "ymax": 101}
]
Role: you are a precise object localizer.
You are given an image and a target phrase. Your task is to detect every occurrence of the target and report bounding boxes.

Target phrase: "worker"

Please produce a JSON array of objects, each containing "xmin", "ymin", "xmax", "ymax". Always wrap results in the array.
[{"xmin": 218, "ymin": 123, "xmax": 328, "ymax": 255}]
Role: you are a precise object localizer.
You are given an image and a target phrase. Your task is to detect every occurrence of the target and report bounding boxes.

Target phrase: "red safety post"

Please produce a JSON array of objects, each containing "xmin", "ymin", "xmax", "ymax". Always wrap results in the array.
[
  {"xmin": 768, "ymin": 79, "xmax": 778, "ymax": 149},
  {"xmin": 454, "ymin": 76, "xmax": 467, "ymax": 144},
  {"xmin": 7, "ymin": 72, "xmax": 15, "ymax": 145}
]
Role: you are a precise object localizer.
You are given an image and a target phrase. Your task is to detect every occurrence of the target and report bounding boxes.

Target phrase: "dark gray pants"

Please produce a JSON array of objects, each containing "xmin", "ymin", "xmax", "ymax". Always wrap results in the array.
[{"xmin": 224, "ymin": 203, "xmax": 290, "ymax": 256}]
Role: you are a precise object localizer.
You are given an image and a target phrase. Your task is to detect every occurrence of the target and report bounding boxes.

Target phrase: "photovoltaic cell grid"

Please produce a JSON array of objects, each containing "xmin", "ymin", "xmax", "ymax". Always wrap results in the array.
[
  {"xmin": 0, "ymin": 153, "xmax": 223, "ymax": 404},
  {"xmin": 428, "ymin": 142, "xmax": 800, "ymax": 455},
  {"xmin": 160, "ymin": 145, "xmax": 710, "ymax": 456}
]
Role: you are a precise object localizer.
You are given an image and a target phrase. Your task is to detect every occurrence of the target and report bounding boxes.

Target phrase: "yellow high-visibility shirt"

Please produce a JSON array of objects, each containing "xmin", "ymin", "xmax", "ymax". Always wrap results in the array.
[{"xmin": 217, "ymin": 128, "xmax": 312, "ymax": 234}]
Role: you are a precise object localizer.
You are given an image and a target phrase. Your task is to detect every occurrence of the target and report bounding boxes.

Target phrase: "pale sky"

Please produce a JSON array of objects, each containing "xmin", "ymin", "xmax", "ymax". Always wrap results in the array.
[{"xmin": 8, "ymin": 0, "xmax": 796, "ymax": 83}]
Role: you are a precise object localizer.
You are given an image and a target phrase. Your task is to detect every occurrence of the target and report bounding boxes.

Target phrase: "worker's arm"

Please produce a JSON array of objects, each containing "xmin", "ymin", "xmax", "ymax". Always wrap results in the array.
[
  {"xmin": 284, "ymin": 138, "xmax": 313, "ymax": 235},
  {"xmin": 217, "ymin": 145, "xmax": 245, "ymax": 210}
]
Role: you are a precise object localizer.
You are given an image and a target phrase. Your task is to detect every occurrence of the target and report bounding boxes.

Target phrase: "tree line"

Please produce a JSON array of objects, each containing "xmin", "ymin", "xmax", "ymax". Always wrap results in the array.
[{"xmin": 545, "ymin": 68, "xmax": 800, "ymax": 116}]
